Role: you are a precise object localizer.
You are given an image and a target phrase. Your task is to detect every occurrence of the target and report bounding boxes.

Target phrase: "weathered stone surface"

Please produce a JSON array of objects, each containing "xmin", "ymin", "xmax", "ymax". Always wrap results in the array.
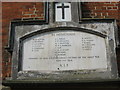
[{"xmin": 22, "ymin": 30, "xmax": 107, "ymax": 71}]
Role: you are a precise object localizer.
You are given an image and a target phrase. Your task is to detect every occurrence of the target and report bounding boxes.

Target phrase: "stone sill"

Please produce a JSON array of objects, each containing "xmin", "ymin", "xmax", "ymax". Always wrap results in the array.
[
  {"xmin": 2, "ymin": 80, "xmax": 120, "ymax": 89},
  {"xmin": 2, "ymin": 78, "xmax": 120, "ymax": 85}
]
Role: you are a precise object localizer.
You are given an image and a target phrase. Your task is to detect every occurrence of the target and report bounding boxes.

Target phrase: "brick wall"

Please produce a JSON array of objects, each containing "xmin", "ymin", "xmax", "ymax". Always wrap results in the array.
[
  {"xmin": 2, "ymin": 2, "xmax": 45, "ymax": 79},
  {"xmin": 2, "ymin": 2, "xmax": 120, "ymax": 79},
  {"xmin": 81, "ymin": 2, "xmax": 119, "ymax": 20}
]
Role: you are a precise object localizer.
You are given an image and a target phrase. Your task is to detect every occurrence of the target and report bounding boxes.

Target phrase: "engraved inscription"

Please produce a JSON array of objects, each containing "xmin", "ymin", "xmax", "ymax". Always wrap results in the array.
[{"xmin": 22, "ymin": 30, "xmax": 107, "ymax": 71}]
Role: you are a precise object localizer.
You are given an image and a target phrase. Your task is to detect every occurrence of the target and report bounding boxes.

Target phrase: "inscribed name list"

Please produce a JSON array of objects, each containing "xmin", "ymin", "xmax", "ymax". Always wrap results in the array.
[{"xmin": 22, "ymin": 30, "xmax": 107, "ymax": 71}]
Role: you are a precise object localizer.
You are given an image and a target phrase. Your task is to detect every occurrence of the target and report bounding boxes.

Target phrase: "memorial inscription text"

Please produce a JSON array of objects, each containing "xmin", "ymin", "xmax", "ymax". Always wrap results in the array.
[{"xmin": 22, "ymin": 30, "xmax": 107, "ymax": 71}]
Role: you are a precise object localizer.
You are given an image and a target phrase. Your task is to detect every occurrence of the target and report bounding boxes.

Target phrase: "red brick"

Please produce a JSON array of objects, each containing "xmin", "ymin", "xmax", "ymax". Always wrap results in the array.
[
  {"xmin": 113, "ymin": 6, "xmax": 118, "ymax": 9},
  {"xmin": 35, "ymin": 3, "xmax": 44, "ymax": 8},
  {"xmin": 107, "ymin": 7, "xmax": 113, "ymax": 9},
  {"xmin": 103, "ymin": 4, "xmax": 117, "ymax": 6},
  {"xmin": 31, "ymin": 14, "xmax": 36, "ymax": 18},
  {"xmin": 22, "ymin": 14, "xmax": 31, "ymax": 18},
  {"xmin": 23, "ymin": 11, "xmax": 34, "ymax": 15},
  {"xmin": 101, "ymin": 7, "xmax": 107, "ymax": 10},
  {"xmin": 35, "ymin": 14, "xmax": 44, "ymax": 18},
  {"xmin": 29, "ymin": 8, "xmax": 36, "ymax": 12}
]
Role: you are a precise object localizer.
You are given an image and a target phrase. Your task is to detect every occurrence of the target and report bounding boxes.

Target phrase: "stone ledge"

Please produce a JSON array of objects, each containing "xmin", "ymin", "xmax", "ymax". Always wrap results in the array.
[
  {"xmin": 2, "ymin": 78, "xmax": 120, "ymax": 87},
  {"xmin": 1, "ymin": 85, "xmax": 11, "ymax": 90}
]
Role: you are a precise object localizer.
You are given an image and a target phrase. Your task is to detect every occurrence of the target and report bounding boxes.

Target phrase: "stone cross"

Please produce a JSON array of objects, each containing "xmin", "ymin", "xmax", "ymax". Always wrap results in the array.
[
  {"xmin": 55, "ymin": 3, "xmax": 72, "ymax": 22},
  {"xmin": 57, "ymin": 3, "xmax": 69, "ymax": 19}
]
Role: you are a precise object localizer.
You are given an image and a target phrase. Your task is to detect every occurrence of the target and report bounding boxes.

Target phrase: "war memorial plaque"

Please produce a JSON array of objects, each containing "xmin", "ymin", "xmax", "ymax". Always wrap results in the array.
[
  {"xmin": 3, "ymin": 2, "xmax": 118, "ymax": 84},
  {"xmin": 22, "ymin": 30, "xmax": 107, "ymax": 71}
]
